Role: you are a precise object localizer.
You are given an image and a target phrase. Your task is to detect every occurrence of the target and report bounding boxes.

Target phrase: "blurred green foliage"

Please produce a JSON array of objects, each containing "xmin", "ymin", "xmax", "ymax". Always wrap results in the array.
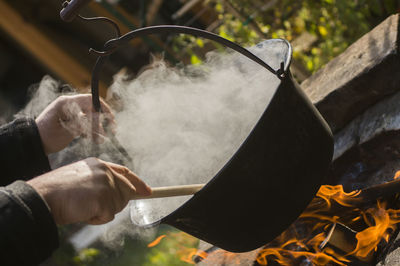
[
  {"xmin": 173, "ymin": 0, "xmax": 399, "ymax": 74},
  {"xmin": 50, "ymin": 225, "xmax": 198, "ymax": 266},
  {"xmin": 73, "ymin": 248, "xmax": 101, "ymax": 265},
  {"xmin": 143, "ymin": 231, "xmax": 199, "ymax": 266}
]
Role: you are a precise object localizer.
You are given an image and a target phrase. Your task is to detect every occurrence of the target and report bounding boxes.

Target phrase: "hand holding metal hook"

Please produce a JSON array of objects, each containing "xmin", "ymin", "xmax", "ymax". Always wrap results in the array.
[{"xmin": 60, "ymin": 0, "xmax": 133, "ymax": 165}]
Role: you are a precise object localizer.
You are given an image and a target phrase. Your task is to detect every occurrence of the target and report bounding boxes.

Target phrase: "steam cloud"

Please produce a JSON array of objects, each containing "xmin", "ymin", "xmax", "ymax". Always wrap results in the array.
[{"xmin": 18, "ymin": 39, "xmax": 288, "ymax": 248}]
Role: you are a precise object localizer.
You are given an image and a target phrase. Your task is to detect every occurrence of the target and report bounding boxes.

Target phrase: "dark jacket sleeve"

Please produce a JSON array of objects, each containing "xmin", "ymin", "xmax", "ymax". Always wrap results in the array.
[
  {"xmin": 0, "ymin": 118, "xmax": 51, "ymax": 186},
  {"xmin": 0, "ymin": 118, "xmax": 59, "ymax": 265},
  {"xmin": 0, "ymin": 181, "xmax": 59, "ymax": 265}
]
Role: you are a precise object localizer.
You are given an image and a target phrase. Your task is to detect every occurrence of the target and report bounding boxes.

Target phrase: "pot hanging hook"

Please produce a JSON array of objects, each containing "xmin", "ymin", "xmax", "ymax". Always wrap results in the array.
[
  {"xmin": 61, "ymin": 0, "xmax": 122, "ymax": 56},
  {"xmin": 76, "ymin": 15, "xmax": 121, "ymax": 56},
  {"xmin": 60, "ymin": 0, "xmax": 133, "ymax": 166}
]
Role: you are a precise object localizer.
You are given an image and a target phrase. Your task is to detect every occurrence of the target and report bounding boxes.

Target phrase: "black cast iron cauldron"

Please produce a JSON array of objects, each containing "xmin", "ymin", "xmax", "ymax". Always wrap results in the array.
[{"xmin": 90, "ymin": 26, "xmax": 334, "ymax": 253}]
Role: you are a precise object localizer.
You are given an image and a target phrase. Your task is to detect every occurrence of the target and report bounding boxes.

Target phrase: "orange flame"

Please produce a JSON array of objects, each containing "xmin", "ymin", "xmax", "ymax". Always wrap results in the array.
[
  {"xmin": 394, "ymin": 170, "xmax": 400, "ymax": 180},
  {"xmin": 147, "ymin": 235, "xmax": 167, "ymax": 248},
  {"xmin": 316, "ymin": 184, "xmax": 361, "ymax": 208},
  {"xmin": 256, "ymin": 232, "xmax": 349, "ymax": 266},
  {"xmin": 256, "ymin": 176, "xmax": 400, "ymax": 265},
  {"xmin": 348, "ymin": 201, "xmax": 400, "ymax": 258},
  {"xmin": 179, "ymin": 248, "xmax": 208, "ymax": 264}
]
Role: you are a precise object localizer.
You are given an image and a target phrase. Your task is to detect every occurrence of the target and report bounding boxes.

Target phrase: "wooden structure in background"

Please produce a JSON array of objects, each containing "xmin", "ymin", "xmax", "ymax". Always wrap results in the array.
[
  {"xmin": 0, "ymin": 0, "xmax": 108, "ymax": 96},
  {"xmin": 0, "ymin": 0, "xmax": 216, "ymax": 98},
  {"xmin": 0, "ymin": 0, "xmax": 91, "ymax": 89}
]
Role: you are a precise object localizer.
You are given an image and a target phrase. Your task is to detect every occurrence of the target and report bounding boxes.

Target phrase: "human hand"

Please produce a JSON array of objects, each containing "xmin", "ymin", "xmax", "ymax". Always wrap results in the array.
[
  {"xmin": 27, "ymin": 158, "xmax": 152, "ymax": 225},
  {"xmin": 35, "ymin": 94, "xmax": 115, "ymax": 155}
]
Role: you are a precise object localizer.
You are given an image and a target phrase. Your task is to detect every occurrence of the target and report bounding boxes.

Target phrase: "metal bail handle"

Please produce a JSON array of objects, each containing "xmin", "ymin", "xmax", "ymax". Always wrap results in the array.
[{"xmin": 91, "ymin": 25, "xmax": 290, "ymax": 111}]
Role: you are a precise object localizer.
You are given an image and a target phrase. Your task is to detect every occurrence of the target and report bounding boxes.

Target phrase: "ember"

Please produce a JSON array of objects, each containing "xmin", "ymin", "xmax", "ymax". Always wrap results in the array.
[
  {"xmin": 180, "ymin": 248, "xmax": 207, "ymax": 264},
  {"xmin": 147, "ymin": 234, "xmax": 167, "ymax": 248}
]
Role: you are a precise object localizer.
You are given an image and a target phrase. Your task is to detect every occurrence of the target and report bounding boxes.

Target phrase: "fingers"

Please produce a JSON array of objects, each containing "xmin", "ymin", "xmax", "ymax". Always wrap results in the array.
[
  {"xmin": 98, "ymin": 99, "xmax": 117, "ymax": 134},
  {"xmin": 98, "ymin": 98, "xmax": 114, "ymax": 119},
  {"xmin": 100, "ymin": 113, "xmax": 117, "ymax": 135},
  {"xmin": 90, "ymin": 112, "xmax": 107, "ymax": 144},
  {"xmin": 59, "ymin": 110, "xmax": 87, "ymax": 137},
  {"xmin": 105, "ymin": 161, "xmax": 152, "ymax": 197},
  {"xmin": 59, "ymin": 94, "xmax": 116, "ymax": 141},
  {"xmin": 87, "ymin": 168, "xmax": 135, "ymax": 225},
  {"xmin": 110, "ymin": 168, "xmax": 137, "ymax": 201},
  {"xmin": 87, "ymin": 160, "xmax": 150, "ymax": 225},
  {"xmin": 77, "ymin": 94, "xmax": 116, "ymax": 129}
]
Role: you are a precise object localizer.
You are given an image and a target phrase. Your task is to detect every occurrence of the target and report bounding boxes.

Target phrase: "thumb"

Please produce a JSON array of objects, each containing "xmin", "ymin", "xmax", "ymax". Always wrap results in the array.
[{"xmin": 105, "ymin": 161, "xmax": 152, "ymax": 196}]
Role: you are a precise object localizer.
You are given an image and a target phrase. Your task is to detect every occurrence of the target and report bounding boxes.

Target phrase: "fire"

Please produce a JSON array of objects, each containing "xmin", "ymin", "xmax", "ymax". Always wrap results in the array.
[
  {"xmin": 147, "ymin": 234, "xmax": 167, "ymax": 248},
  {"xmin": 256, "ymin": 228, "xmax": 349, "ymax": 265},
  {"xmin": 394, "ymin": 170, "xmax": 400, "ymax": 180},
  {"xmin": 154, "ymin": 172, "xmax": 400, "ymax": 265},
  {"xmin": 179, "ymin": 248, "xmax": 206, "ymax": 264},
  {"xmin": 316, "ymin": 184, "xmax": 361, "ymax": 208},
  {"xmin": 255, "ymin": 175, "xmax": 400, "ymax": 265},
  {"xmin": 349, "ymin": 201, "xmax": 400, "ymax": 259},
  {"xmin": 257, "ymin": 249, "xmax": 348, "ymax": 266}
]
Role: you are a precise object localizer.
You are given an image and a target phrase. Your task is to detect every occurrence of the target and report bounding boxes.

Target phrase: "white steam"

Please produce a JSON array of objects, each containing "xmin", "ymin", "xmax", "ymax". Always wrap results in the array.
[
  {"xmin": 16, "ymin": 76, "xmax": 61, "ymax": 118},
  {"xmin": 110, "ymin": 40, "xmax": 288, "ymax": 225},
  {"xmin": 19, "ymin": 39, "xmax": 289, "ymax": 248}
]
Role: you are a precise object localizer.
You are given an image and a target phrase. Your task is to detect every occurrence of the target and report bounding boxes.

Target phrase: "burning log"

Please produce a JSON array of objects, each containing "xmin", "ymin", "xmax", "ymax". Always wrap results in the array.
[
  {"xmin": 322, "ymin": 223, "xmax": 357, "ymax": 254},
  {"xmin": 305, "ymin": 175, "xmax": 400, "ymax": 221},
  {"xmin": 322, "ymin": 223, "xmax": 374, "ymax": 263}
]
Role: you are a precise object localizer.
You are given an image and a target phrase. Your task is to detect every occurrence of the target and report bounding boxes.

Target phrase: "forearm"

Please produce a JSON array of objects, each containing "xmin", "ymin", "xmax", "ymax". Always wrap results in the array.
[
  {"xmin": 0, "ymin": 181, "xmax": 59, "ymax": 265},
  {"xmin": 0, "ymin": 118, "xmax": 51, "ymax": 185}
]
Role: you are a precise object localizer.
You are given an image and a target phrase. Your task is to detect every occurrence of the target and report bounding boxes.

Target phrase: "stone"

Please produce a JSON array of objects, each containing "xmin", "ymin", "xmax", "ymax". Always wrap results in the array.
[
  {"xmin": 197, "ymin": 247, "xmax": 261, "ymax": 266},
  {"xmin": 333, "ymin": 89, "xmax": 400, "ymax": 161},
  {"xmin": 301, "ymin": 14, "xmax": 400, "ymax": 133}
]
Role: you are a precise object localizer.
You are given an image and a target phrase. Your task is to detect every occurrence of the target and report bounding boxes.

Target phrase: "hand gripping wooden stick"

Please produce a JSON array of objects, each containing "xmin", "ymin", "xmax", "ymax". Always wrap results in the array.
[{"xmin": 132, "ymin": 184, "xmax": 205, "ymax": 200}]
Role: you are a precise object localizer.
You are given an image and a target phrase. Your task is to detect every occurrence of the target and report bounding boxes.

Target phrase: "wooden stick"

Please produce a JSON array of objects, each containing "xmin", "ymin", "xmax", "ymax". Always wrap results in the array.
[
  {"xmin": 326, "ymin": 223, "xmax": 374, "ymax": 263},
  {"xmin": 327, "ymin": 223, "xmax": 358, "ymax": 254},
  {"xmin": 133, "ymin": 184, "xmax": 205, "ymax": 200}
]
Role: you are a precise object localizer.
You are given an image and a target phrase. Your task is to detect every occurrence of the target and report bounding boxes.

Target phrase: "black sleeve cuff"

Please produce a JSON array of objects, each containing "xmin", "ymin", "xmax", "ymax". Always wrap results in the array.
[
  {"xmin": 0, "ymin": 181, "xmax": 59, "ymax": 265},
  {"xmin": 0, "ymin": 118, "xmax": 51, "ymax": 185}
]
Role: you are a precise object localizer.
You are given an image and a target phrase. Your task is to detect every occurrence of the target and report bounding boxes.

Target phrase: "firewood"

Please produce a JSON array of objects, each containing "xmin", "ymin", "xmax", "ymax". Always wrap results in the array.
[{"xmin": 306, "ymin": 179, "xmax": 400, "ymax": 217}]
